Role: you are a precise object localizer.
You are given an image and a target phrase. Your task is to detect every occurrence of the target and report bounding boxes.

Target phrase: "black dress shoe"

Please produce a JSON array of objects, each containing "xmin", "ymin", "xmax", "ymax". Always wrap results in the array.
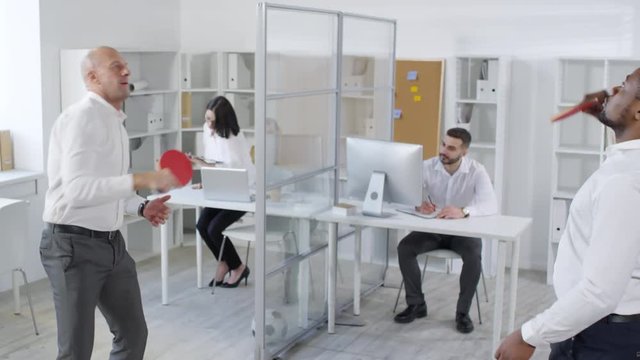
[
  {"xmin": 222, "ymin": 266, "xmax": 250, "ymax": 288},
  {"xmin": 455, "ymin": 312, "xmax": 474, "ymax": 333},
  {"xmin": 394, "ymin": 303, "xmax": 427, "ymax": 324}
]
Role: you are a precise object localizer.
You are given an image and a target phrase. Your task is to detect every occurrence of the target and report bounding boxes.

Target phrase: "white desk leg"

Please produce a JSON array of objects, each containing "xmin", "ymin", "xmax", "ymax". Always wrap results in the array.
[
  {"xmin": 328, "ymin": 222, "xmax": 337, "ymax": 334},
  {"xmin": 508, "ymin": 238, "xmax": 521, "ymax": 332},
  {"xmin": 195, "ymin": 207, "xmax": 203, "ymax": 289},
  {"xmin": 297, "ymin": 219, "xmax": 311, "ymax": 329},
  {"xmin": 161, "ymin": 222, "xmax": 169, "ymax": 305},
  {"xmin": 12, "ymin": 271, "xmax": 20, "ymax": 314},
  {"xmin": 353, "ymin": 226, "xmax": 362, "ymax": 316},
  {"xmin": 492, "ymin": 241, "xmax": 507, "ymax": 353},
  {"xmin": 177, "ymin": 208, "xmax": 184, "ymax": 246}
]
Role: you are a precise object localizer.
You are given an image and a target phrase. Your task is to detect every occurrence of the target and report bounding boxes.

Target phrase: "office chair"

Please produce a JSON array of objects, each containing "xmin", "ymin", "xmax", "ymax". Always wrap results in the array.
[
  {"xmin": 0, "ymin": 198, "xmax": 39, "ymax": 335},
  {"xmin": 393, "ymin": 249, "xmax": 488, "ymax": 324}
]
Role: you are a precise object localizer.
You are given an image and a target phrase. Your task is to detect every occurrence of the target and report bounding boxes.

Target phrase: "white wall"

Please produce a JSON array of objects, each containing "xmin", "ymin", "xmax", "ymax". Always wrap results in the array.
[
  {"xmin": 181, "ymin": 0, "xmax": 640, "ymax": 271},
  {"xmin": 0, "ymin": 0, "xmax": 43, "ymax": 171}
]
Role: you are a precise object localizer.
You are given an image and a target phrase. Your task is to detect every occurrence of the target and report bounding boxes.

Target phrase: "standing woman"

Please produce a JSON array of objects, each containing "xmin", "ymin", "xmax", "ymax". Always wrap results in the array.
[{"xmin": 192, "ymin": 96, "xmax": 254, "ymax": 288}]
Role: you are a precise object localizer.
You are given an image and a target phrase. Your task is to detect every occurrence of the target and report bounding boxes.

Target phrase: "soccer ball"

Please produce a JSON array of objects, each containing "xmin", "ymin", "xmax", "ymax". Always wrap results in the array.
[{"xmin": 251, "ymin": 309, "xmax": 288, "ymax": 344}]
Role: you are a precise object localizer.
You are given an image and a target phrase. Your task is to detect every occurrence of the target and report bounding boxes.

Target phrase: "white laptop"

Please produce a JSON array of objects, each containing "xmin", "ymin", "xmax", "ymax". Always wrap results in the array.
[{"xmin": 201, "ymin": 167, "xmax": 253, "ymax": 202}]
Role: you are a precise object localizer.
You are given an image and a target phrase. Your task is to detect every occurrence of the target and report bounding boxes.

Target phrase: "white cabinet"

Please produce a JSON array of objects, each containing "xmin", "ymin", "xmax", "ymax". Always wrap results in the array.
[{"xmin": 547, "ymin": 58, "xmax": 633, "ymax": 283}]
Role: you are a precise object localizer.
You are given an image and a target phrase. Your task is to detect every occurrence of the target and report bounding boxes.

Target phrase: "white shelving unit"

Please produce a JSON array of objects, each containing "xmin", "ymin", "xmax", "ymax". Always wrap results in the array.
[
  {"xmin": 180, "ymin": 51, "xmax": 256, "ymax": 157},
  {"xmin": 452, "ymin": 56, "xmax": 511, "ymax": 211},
  {"xmin": 450, "ymin": 56, "xmax": 511, "ymax": 276},
  {"xmin": 547, "ymin": 58, "xmax": 633, "ymax": 284}
]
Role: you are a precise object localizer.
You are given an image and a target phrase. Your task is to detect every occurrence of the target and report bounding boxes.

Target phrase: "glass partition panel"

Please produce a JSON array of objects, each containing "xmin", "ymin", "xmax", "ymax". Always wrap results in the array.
[
  {"xmin": 265, "ymin": 94, "xmax": 336, "ymax": 185},
  {"xmin": 266, "ymin": 9, "xmax": 337, "ymax": 94},
  {"xmin": 263, "ymin": 249, "xmax": 327, "ymax": 354},
  {"xmin": 257, "ymin": 5, "xmax": 395, "ymax": 359},
  {"xmin": 340, "ymin": 89, "xmax": 392, "ymax": 141},
  {"xmin": 342, "ymin": 16, "xmax": 395, "ymax": 89}
]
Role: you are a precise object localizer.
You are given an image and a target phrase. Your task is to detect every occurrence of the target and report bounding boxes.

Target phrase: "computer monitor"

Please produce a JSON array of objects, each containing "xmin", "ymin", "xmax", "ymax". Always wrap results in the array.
[{"xmin": 345, "ymin": 137, "xmax": 423, "ymax": 216}]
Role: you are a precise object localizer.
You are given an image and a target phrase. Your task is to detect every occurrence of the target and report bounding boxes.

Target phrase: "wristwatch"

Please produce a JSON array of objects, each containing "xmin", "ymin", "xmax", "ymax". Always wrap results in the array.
[
  {"xmin": 138, "ymin": 200, "xmax": 150, "ymax": 217},
  {"xmin": 462, "ymin": 207, "xmax": 470, "ymax": 218}
]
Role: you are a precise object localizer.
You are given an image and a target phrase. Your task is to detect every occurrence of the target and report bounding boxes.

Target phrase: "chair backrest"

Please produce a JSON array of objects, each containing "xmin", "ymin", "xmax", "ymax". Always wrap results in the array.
[{"xmin": 0, "ymin": 198, "xmax": 28, "ymax": 274}]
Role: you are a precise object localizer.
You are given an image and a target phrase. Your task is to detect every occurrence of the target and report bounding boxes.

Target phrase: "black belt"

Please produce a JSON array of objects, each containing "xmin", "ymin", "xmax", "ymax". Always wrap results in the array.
[
  {"xmin": 47, "ymin": 223, "xmax": 119, "ymax": 240},
  {"xmin": 601, "ymin": 313, "xmax": 640, "ymax": 324}
]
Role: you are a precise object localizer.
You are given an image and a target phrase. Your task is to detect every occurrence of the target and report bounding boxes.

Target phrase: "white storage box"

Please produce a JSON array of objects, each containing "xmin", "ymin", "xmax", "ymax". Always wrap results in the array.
[{"xmin": 476, "ymin": 80, "xmax": 497, "ymax": 101}]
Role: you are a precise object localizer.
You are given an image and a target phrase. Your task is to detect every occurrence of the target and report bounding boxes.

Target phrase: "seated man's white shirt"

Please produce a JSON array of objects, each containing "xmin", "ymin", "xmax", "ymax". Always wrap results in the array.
[{"xmin": 422, "ymin": 156, "xmax": 497, "ymax": 216}]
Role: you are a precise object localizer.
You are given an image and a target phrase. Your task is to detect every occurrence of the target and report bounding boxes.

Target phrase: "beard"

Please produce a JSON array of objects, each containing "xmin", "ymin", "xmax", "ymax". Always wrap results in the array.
[
  {"xmin": 439, "ymin": 154, "xmax": 461, "ymax": 165},
  {"xmin": 597, "ymin": 108, "xmax": 625, "ymax": 132}
]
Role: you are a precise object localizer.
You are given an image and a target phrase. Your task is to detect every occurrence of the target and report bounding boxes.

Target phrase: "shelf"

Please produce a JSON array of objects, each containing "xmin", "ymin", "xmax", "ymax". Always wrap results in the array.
[
  {"xmin": 455, "ymin": 99, "xmax": 497, "ymax": 105},
  {"xmin": 470, "ymin": 142, "xmax": 495, "ymax": 150},
  {"xmin": 128, "ymin": 128, "xmax": 181, "ymax": 139},
  {"xmin": 342, "ymin": 94, "xmax": 374, "ymax": 100},
  {"xmin": 222, "ymin": 89, "xmax": 255, "ymax": 94},
  {"xmin": 181, "ymin": 88, "xmax": 218, "ymax": 93},
  {"xmin": 553, "ymin": 191, "xmax": 575, "ymax": 200},
  {"xmin": 181, "ymin": 127, "xmax": 204, "ymax": 133},
  {"xmin": 129, "ymin": 89, "xmax": 179, "ymax": 96},
  {"xmin": 555, "ymin": 147, "xmax": 601, "ymax": 155}
]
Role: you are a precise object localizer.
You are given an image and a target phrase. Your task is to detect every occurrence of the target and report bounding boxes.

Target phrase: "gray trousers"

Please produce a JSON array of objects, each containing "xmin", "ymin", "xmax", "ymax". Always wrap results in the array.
[
  {"xmin": 397, "ymin": 231, "xmax": 482, "ymax": 314},
  {"xmin": 40, "ymin": 224, "xmax": 147, "ymax": 360}
]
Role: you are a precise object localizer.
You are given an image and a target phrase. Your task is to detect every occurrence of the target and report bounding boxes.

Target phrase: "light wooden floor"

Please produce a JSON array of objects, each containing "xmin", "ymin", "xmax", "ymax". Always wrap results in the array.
[{"xmin": 0, "ymin": 238, "xmax": 554, "ymax": 360}]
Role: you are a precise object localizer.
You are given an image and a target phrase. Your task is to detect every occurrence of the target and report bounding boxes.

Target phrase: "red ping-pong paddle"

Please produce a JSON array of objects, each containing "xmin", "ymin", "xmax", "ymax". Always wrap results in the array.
[
  {"xmin": 550, "ymin": 100, "xmax": 599, "ymax": 122},
  {"xmin": 159, "ymin": 149, "xmax": 192, "ymax": 186}
]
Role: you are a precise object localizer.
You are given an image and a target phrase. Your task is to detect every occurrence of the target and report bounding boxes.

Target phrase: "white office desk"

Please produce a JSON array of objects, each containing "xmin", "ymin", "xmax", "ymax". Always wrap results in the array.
[
  {"xmin": 150, "ymin": 187, "xmax": 330, "ymax": 307},
  {"xmin": 314, "ymin": 201, "xmax": 532, "ymax": 354}
]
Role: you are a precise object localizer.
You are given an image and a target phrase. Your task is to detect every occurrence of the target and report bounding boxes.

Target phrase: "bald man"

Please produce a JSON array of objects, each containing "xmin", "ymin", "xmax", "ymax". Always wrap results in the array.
[{"xmin": 41, "ymin": 46, "xmax": 179, "ymax": 360}]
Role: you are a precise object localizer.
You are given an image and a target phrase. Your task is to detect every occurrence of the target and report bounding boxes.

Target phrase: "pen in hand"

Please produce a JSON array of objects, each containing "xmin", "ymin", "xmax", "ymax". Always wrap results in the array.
[
  {"xmin": 427, "ymin": 195, "xmax": 435, "ymax": 207},
  {"xmin": 416, "ymin": 195, "xmax": 436, "ymax": 214}
]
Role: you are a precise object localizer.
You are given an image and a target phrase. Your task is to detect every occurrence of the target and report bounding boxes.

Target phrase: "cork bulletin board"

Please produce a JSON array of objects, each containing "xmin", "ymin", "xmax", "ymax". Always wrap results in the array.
[{"xmin": 393, "ymin": 59, "xmax": 444, "ymax": 159}]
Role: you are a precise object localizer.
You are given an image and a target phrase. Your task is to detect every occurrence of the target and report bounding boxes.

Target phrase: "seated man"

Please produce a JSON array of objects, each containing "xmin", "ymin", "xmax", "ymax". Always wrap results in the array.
[{"xmin": 394, "ymin": 127, "xmax": 497, "ymax": 334}]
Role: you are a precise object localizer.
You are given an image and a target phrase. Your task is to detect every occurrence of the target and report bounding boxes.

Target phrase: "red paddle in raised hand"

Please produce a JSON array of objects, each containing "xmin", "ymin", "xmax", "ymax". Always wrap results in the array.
[
  {"xmin": 550, "ymin": 99, "xmax": 600, "ymax": 122},
  {"xmin": 159, "ymin": 149, "xmax": 192, "ymax": 186}
]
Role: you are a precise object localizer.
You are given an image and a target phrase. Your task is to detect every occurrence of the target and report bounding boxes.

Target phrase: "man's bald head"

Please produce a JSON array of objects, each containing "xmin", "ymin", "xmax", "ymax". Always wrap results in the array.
[
  {"xmin": 80, "ymin": 46, "xmax": 130, "ymax": 110},
  {"xmin": 81, "ymin": 46, "xmax": 120, "ymax": 86}
]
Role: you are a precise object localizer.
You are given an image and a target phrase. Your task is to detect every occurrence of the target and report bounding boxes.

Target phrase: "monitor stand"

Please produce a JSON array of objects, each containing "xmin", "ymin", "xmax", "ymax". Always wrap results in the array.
[{"xmin": 362, "ymin": 171, "xmax": 393, "ymax": 218}]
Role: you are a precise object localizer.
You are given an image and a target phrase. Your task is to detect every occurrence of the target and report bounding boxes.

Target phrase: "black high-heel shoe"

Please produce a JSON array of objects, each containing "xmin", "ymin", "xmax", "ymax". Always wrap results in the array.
[
  {"xmin": 222, "ymin": 266, "xmax": 250, "ymax": 288},
  {"xmin": 208, "ymin": 278, "xmax": 225, "ymax": 287}
]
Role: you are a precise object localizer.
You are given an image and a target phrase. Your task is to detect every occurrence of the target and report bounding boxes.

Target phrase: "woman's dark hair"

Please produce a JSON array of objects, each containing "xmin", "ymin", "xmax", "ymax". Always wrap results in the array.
[{"xmin": 206, "ymin": 96, "xmax": 240, "ymax": 138}]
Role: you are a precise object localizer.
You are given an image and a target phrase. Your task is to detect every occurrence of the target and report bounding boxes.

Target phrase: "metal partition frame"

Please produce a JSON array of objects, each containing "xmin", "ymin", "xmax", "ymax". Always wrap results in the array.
[{"xmin": 255, "ymin": 4, "xmax": 396, "ymax": 359}]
